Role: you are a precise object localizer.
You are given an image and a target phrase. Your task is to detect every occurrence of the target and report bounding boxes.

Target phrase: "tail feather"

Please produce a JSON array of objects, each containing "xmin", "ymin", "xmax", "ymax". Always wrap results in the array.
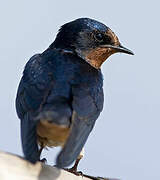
[
  {"xmin": 56, "ymin": 111, "xmax": 95, "ymax": 168},
  {"xmin": 21, "ymin": 112, "xmax": 39, "ymax": 163}
]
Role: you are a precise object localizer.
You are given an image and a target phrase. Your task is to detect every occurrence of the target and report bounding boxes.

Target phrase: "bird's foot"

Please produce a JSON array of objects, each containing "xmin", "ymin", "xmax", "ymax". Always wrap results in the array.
[
  {"xmin": 63, "ymin": 158, "xmax": 83, "ymax": 176},
  {"xmin": 64, "ymin": 167, "xmax": 83, "ymax": 176}
]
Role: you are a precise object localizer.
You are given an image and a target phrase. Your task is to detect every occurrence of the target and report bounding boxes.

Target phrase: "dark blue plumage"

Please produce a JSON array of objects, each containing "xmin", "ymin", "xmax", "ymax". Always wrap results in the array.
[
  {"xmin": 16, "ymin": 47, "xmax": 104, "ymax": 164},
  {"xmin": 16, "ymin": 18, "xmax": 133, "ymax": 169}
]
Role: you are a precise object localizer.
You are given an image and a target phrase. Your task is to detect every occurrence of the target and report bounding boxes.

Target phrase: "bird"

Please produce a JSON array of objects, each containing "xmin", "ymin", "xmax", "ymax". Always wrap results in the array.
[{"xmin": 16, "ymin": 17, "xmax": 134, "ymax": 173}]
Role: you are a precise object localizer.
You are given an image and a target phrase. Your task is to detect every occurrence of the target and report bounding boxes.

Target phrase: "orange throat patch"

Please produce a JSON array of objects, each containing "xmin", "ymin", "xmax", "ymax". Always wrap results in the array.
[{"xmin": 85, "ymin": 47, "xmax": 116, "ymax": 69}]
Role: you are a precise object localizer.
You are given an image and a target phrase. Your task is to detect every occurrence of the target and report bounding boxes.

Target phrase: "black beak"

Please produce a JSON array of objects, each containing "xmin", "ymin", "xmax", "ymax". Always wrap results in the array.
[{"xmin": 100, "ymin": 44, "xmax": 134, "ymax": 55}]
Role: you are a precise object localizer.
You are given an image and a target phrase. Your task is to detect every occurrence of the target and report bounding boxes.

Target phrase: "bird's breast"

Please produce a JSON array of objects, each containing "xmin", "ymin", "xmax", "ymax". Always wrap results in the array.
[{"xmin": 37, "ymin": 120, "xmax": 70, "ymax": 147}]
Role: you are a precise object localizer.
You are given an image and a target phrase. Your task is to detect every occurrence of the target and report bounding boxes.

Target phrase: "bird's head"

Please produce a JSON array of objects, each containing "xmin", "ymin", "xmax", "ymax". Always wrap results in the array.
[{"xmin": 52, "ymin": 18, "xmax": 134, "ymax": 69}]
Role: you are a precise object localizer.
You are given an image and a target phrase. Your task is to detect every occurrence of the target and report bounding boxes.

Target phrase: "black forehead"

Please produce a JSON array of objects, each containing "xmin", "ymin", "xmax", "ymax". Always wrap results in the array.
[{"xmin": 61, "ymin": 18, "xmax": 108, "ymax": 33}]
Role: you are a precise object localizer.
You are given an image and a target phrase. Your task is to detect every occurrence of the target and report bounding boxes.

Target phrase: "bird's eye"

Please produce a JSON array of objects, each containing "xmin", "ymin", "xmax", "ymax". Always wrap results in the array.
[{"xmin": 95, "ymin": 33, "xmax": 103, "ymax": 42}]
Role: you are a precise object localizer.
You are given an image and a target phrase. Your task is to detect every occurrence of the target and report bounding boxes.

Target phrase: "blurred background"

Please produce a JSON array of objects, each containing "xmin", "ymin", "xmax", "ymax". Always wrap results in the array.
[{"xmin": 0, "ymin": 1, "xmax": 159, "ymax": 180}]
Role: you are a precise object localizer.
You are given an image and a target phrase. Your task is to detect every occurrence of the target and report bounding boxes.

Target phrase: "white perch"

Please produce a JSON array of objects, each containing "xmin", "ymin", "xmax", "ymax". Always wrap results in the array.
[{"xmin": 0, "ymin": 151, "xmax": 118, "ymax": 180}]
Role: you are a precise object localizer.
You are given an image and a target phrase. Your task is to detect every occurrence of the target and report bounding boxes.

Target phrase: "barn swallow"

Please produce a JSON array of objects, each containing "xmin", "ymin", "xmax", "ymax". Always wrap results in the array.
[{"xmin": 16, "ymin": 18, "xmax": 134, "ymax": 173}]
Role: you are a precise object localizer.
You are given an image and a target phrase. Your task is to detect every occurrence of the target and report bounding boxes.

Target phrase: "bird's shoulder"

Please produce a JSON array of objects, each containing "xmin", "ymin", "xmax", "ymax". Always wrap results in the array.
[
  {"xmin": 23, "ymin": 51, "xmax": 53, "ymax": 84},
  {"xmin": 16, "ymin": 49, "xmax": 76, "ymax": 118}
]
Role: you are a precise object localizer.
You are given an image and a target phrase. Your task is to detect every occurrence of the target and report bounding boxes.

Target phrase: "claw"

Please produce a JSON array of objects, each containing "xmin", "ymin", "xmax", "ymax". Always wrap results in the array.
[
  {"xmin": 64, "ymin": 168, "xmax": 83, "ymax": 176},
  {"xmin": 63, "ymin": 158, "xmax": 83, "ymax": 176}
]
